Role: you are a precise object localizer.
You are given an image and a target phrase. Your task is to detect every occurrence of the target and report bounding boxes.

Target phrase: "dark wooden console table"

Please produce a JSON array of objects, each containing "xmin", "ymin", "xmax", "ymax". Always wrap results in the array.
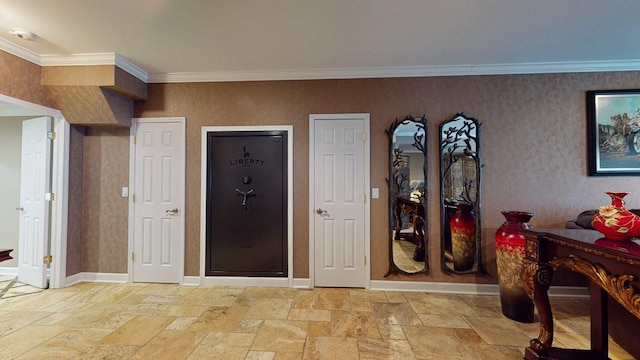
[{"xmin": 521, "ymin": 229, "xmax": 640, "ymax": 360}]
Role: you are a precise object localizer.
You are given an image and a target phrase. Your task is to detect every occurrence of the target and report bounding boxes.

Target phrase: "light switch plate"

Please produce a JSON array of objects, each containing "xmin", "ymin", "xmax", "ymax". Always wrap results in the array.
[
  {"xmin": 121, "ymin": 187, "xmax": 129, "ymax": 197},
  {"xmin": 372, "ymin": 188, "xmax": 379, "ymax": 199}
]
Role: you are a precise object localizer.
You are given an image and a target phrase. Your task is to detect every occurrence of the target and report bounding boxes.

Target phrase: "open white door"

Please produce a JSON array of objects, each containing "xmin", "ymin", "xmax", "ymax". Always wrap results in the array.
[
  {"xmin": 310, "ymin": 114, "xmax": 370, "ymax": 288},
  {"xmin": 130, "ymin": 118, "xmax": 185, "ymax": 283},
  {"xmin": 17, "ymin": 116, "xmax": 52, "ymax": 288}
]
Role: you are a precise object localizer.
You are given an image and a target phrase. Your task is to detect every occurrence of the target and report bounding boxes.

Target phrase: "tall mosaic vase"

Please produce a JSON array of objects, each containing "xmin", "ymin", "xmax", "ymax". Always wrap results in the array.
[
  {"xmin": 495, "ymin": 211, "xmax": 535, "ymax": 323},
  {"xmin": 450, "ymin": 203, "xmax": 476, "ymax": 271}
]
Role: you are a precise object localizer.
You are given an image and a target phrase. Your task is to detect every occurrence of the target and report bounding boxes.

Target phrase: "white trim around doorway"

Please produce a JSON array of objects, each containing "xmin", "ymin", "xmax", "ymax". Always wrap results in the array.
[
  {"xmin": 199, "ymin": 125, "xmax": 294, "ymax": 287},
  {"xmin": 0, "ymin": 94, "xmax": 69, "ymax": 289}
]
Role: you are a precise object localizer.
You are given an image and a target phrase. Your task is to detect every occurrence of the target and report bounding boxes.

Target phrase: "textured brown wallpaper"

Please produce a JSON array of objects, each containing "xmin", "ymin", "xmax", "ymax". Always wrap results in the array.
[
  {"xmin": 4, "ymin": 48, "xmax": 640, "ymax": 285},
  {"xmin": 134, "ymin": 73, "xmax": 640, "ymax": 283},
  {"xmin": 81, "ymin": 127, "xmax": 130, "ymax": 273},
  {"xmin": 0, "ymin": 51, "xmax": 55, "ymax": 108},
  {"xmin": 66, "ymin": 125, "xmax": 85, "ymax": 276}
]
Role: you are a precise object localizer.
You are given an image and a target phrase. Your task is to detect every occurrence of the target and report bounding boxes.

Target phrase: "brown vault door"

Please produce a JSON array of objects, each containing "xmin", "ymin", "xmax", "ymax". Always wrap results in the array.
[{"xmin": 206, "ymin": 131, "xmax": 287, "ymax": 277}]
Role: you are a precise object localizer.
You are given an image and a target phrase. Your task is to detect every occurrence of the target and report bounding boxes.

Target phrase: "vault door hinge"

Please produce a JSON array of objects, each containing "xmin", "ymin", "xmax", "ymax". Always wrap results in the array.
[
  {"xmin": 43, "ymin": 255, "xmax": 52, "ymax": 264},
  {"xmin": 47, "ymin": 131, "xmax": 56, "ymax": 140}
]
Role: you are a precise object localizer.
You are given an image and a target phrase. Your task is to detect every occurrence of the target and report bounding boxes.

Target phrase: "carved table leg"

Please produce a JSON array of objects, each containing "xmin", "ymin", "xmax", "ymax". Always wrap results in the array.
[
  {"xmin": 523, "ymin": 259, "xmax": 555, "ymax": 354},
  {"xmin": 590, "ymin": 282, "xmax": 608, "ymax": 355}
]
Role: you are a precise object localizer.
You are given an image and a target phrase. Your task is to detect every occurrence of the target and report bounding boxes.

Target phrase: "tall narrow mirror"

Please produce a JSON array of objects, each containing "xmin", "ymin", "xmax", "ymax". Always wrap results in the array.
[
  {"xmin": 386, "ymin": 115, "xmax": 428, "ymax": 275},
  {"xmin": 439, "ymin": 113, "xmax": 484, "ymax": 274}
]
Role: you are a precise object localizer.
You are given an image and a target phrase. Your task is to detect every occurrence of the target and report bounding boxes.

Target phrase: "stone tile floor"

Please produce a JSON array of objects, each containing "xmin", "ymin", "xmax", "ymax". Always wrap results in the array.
[{"xmin": 0, "ymin": 281, "xmax": 634, "ymax": 359}]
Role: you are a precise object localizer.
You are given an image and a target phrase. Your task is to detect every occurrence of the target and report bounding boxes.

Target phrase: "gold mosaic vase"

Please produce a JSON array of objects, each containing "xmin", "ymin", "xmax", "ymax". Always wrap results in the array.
[
  {"xmin": 495, "ymin": 211, "xmax": 535, "ymax": 323},
  {"xmin": 450, "ymin": 203, "xmax": 476, "ymax": 271}
]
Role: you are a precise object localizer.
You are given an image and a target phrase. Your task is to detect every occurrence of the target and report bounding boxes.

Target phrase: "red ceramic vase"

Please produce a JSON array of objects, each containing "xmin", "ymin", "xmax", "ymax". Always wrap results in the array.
[
  {"xmin": 495, "ymin": 210, "xmax": 535, "ymax": 323},
  {"xmin": 591, "ymin": 192, "xmax": 640, "ymax": 241},
  {"xmin": 450, "ymin": 203, "xmax": 477, "ymax": 271}
]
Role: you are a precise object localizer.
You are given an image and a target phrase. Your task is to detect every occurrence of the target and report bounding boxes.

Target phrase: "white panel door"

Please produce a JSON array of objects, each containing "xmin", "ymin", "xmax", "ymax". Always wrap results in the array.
[
  {"xmin": 132, "ymin": 120, "xmax": 185, "ymax": 283},
  {"xmin": 18, "ymin": 117, "xmax": 52, "ymax": 288},
  {"xmin": 313, "ymin": 118, "xmax": 366, "ymax": 287}
]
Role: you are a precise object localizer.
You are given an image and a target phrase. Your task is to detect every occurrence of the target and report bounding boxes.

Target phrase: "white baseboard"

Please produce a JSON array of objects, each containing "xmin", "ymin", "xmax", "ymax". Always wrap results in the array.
[
  {"xmin": 370, "ymin": 280, "xmax": 500, "ymax": 295},
  {"xmin": 182, "ymin": 276, "xmax": 201, "ymax": 286},
  {"xmin": 65, "ymin": 272, "xmax": 128, "ymax": 286},
  {"xmin": 292, "ymin": 278, "xmax": 311, "ymax": 289},
  {"xmin": 58, "ymin": 272, "xmax": 588, "ymax": 297},
  {"xmin": 200, "ymin": 276, "xmax": 290, "ymax": 287},
  {"xmin": 0, "ymin": 267, "xmax": 17, "ymax": 276},
  {"xmin": 369, "ymin": 280, "xmax": 588, "ymax": 297}
]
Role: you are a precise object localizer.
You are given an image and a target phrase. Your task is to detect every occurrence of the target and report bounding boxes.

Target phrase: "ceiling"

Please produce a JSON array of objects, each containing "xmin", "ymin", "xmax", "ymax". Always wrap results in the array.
[{"xmin": 1, "ymin": 0, "xmax": 640, "ymax": 83}]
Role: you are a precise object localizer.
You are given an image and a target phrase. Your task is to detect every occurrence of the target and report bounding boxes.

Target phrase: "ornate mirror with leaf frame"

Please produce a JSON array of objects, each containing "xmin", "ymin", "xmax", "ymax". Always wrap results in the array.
[
  {"xmin": 386, "ymin": 115, "xmax": 428, "ymax": 276},
  {"xmin": 439, "ymin": 113, "xmax": 484, "ymax": 274}
]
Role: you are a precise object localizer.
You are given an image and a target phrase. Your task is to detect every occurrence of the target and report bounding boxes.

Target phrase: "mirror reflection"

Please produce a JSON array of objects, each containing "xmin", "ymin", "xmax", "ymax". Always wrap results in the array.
[
  {"xmin": 386, "ymin": 115, "xmax": 428, "ymax": 275},
  {"xmin": 439, "ymin": 113, "xmax": 484, "ymax": 274}
]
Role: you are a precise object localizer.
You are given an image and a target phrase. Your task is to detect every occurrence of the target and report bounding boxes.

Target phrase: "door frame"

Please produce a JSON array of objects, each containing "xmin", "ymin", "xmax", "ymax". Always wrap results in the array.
[
  {"xmin": 200, "ymin": 125, "xmax": 293, "ymax": 287},
  {"xmin": 128, "ymin": 117, "xmax": 186, "ymax": 283},
  {"xmin": 308, "ymin": 113, "xmax": 371, "ymax": 289},
  {"xmin": 0, "ymin": 94, "xmax": 69, "ymax": 289}
]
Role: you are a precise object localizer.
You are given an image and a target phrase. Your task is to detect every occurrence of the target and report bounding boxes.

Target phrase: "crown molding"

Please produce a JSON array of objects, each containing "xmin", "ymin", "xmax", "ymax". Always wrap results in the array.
[
  {"xmin": 40, "ymin": 53, "xmax": 148, "ymax": 83},
  {"xmin": 2, "ymin": 38, "xmax": 640, "ymax": 84},
  {"xmin": 149, "ymin": 60, "xmax": 640, "ymax": 83},
  {"xmin": 0, "ymin": 38, "xmax": 41, "ymax": 65}
]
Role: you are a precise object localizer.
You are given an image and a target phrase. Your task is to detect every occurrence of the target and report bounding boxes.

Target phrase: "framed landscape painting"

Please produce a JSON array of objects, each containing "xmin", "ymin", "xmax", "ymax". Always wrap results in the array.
[{"xmin": 587, "ymin": 89, "xmax": 640, "ymax": 176}]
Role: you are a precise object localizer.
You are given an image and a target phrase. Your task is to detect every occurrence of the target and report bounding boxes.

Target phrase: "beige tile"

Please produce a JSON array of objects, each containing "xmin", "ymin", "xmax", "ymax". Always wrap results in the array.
[
  {"xmin": 239, "ymin": 287, "xmax": 299, "ymax": 300},
  {"xmin": 464, "ymin": 316, "xmax": 532, "ymax": 346},
  {"xmin": 293, "ymin": 289, "xmax": 351, "ymax": 310},
  {"xmin": 331, "ymin": 310, "xmax": 380, "ymax": 338},
  {"xmin": 403, "ymin": 325, "xmax": 473, "ymax": 359},
  {"xmin": 307, "ymin": 321, "xmax": 331, "ymax": 337},
  {"xmin": 190, "ymin": 305, "xmax": 249, "ymax": 332},
  {"xmin": 252, "ymin": 320, "xmax": 308, "ymax": 352},
  {"xmin": 302, "ymin": 337, "xmax": 359, "ymax": 360},
  {"xmin": 404, "ymin": 292, "xmax": 478, "ymax": 316},
  {"xmin": 274, "ymin": 353, "xmax": 303, "ymax": 360},
  {"xmin": 236, "ymin": 318, "xmax": 265, "ymax": 333},
  {"xmin": 130, "ymin": 330, "xmax": 206, "ymax": 360},
  {"xmin": 372, "ymin": 302, "xmax": 422, "ymax": 325},
  {"xmin": 288, "ymin": 308, "xmax": 331, "ymax": 322},
  {"xmin": 349, "ymin": 289, "xmax": 389, "ymax": 311},
  {"xmin": 166, "ymin": 316, "xmax": 198, "ymax": 330},
  {"xmin": 188, "ymin": 332, "xmax": 254, "ymax": 360},
  {"xmin": 15, "ymin": 328, "xmax": 111, "ymax": 359},
  {"xmin": 0, "ymin": 283, "xmax": 633, "ymax": 360},
  {"xmin": 357, "ymin": 338, "xmax": 416, "ymax": 360},
  {"xmin": 0, "ymin": 310, "xmax": 54, "ymax": 337},
  {"xmin": 452, "ymin": 328, "xmax": 485, "ymax": 344},
  {"xmin": 245, "ymin": 298, "xmax": 292, "ymax": 319},
  {"xmin": 0, "ymin": 324, "xmax": 67, "ymax": 359},
  {"xmin": 73, "ymin": 344, "xmax": 140, "ymax": 360},
  {"xmin": 179, "ymin": 287, "xmax": 245, "ymax": 307},
  {"xmin": 384, "ymin": 291, "xmax": 408, "ymax": 303},
  {"xmin": 378, "ymin": 324, "xmax": 406, "ymax": 339},
  {"xmin": 418, "ymin": 313, "xmax": 470, "ymax": 328},
  {"xmin": 164, "ymin": 303, "xmax": 209, "ymax": 317},
  {"xmin": 246, "ymin": 351, "xmax": 277, "ymax": 360},
  {"xmin": 101, "ymin": 315, "xmax": 175, "ymax": 345},
  {"xmin": 462, "ymin": 343, "xmax": 525, "ymax": 360}
]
